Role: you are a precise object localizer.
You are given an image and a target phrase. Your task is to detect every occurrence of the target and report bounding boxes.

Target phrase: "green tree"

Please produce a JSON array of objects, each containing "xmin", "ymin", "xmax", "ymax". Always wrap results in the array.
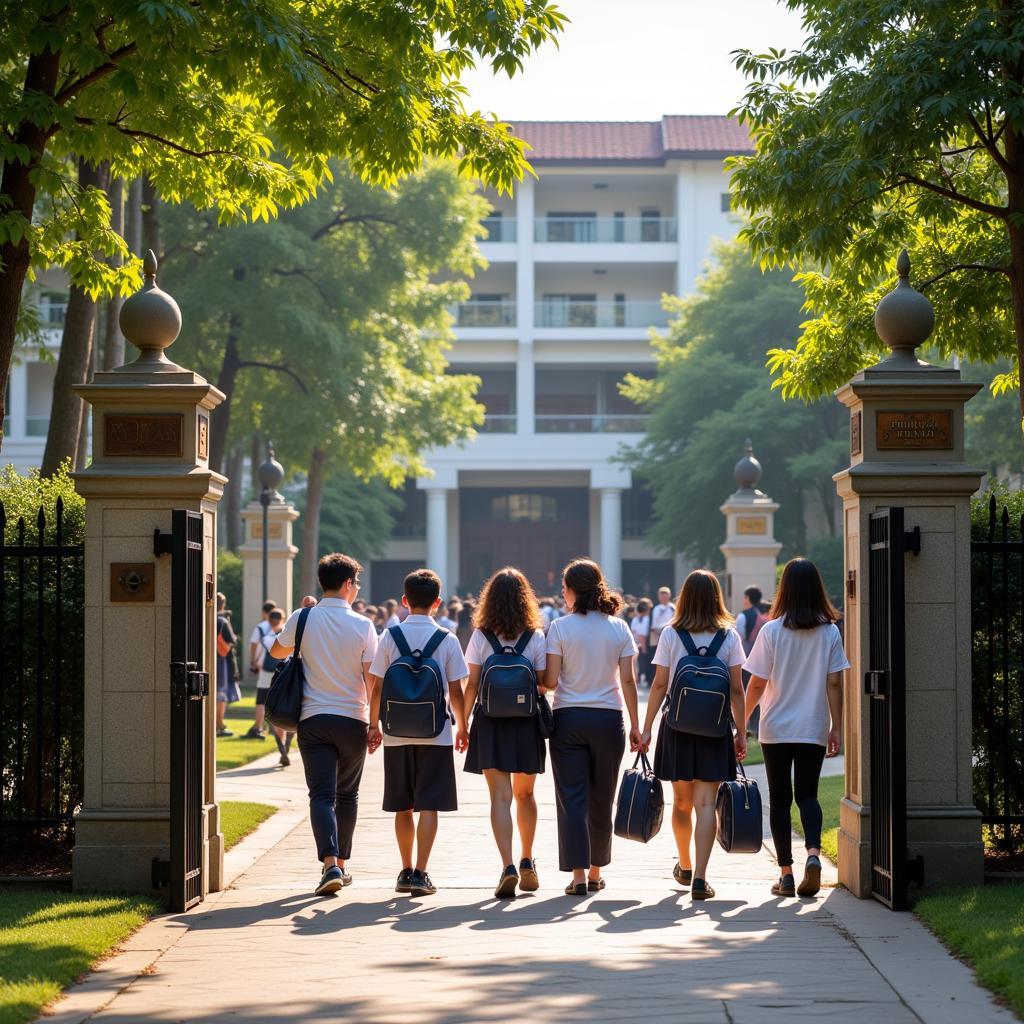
[
  {"xmin": 0, "ymin": 1, "xmax": 566, "ymax": 448},
  {"xmin": 729, "ymin": 1, "xmax": 1024, "ymax": 427},
  {"xmin": 623, "ymin": 241, "xmax": 846, "ymax": 565}
]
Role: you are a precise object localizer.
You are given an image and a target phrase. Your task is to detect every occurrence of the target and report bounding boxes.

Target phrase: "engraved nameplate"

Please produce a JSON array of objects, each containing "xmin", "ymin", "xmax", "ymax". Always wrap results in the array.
[
  {"xmin": 736, "ymin": 516, "xmax": 767, "ymax": 535},
  {"xmin": 850, "ymin": 411, "xmax": 862, "ymax": 456},
  {"xmin": 250, "ymin": 522, "xmax": 283, "ymax": 541},
  {"xmin": 198, "ymin": 415, "xmax": 209, "ymax": 460},
  {"xmin": 104, "ymin": 413, "xmax": 184, "ymax": 456},
  {"xmin": 876, "ymin": 410, "xmax": 953, "ymax": 450}
]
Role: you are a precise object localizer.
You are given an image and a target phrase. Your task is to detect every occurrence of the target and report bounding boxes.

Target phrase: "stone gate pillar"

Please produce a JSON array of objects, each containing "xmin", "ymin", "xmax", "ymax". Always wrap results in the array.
[
  {"xmin": 719, "ymin": 440, "xmax": 781, "ymax": 609},
  {"xmin": 240, "ymin": 486, "xmax": 299, "ymax": 628},
  {"xmin": 72, "ymin": 251, "xmax": 226, "ymax": 895},
  {"xmin": 835, "ymin": 251, "xmax": 984, "ymax": 897}
]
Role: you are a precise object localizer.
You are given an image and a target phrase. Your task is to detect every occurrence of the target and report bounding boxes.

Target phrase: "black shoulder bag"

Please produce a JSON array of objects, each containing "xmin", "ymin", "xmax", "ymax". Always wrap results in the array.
[{"xmin": 264, "ymin": 606, "xmax": 311, "ymax": 732}]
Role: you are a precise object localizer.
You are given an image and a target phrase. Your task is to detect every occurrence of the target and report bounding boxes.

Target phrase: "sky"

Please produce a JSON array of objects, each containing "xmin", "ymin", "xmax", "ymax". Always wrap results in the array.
[{"xmin": 461, "ymin": 0, "xmax": 808, "ymax": 121}]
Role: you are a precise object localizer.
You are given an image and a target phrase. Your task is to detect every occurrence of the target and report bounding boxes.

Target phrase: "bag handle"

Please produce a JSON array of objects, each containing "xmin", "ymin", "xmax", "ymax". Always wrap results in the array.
[
  {"xmin": 293, "ymin": 606, "xmax": 312, "ymax": 657},
  {"xmin": 631, "ymin": 750, "xmax": 654, "ymax": 774},
  {"xmin": 389, "ymin": 625, "xmax": 413, "ymax": 658},
  {"xmin": 421, "ymin": 628, "xmax": 448, "ymax": 660}
]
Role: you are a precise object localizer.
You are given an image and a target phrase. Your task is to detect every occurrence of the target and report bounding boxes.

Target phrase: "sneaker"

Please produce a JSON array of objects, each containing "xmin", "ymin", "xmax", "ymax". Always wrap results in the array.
[
  {"xmin": 494, "ymin": 865, "xmax": 519, "ymax": 899},
  {"xmin": 244, "ymin": 726, "xmax": 265, "ymax": 740},
  {"xmin": 771, "ymin": 874, "xmax": 796, "ymax": 897},
  {"xmin": 395, "ymin": 868, "xmax": 415, "ymax": 893},
  {"xmin": 315, "ymin": 865, "xmax": 343, "ymax": 896},
  {"xmin": 798, "ymin": 856, "xmax": 822, "ymax": 897},
  {"xmin": 519, "ymin": 858, "xmax": 540, "ymax": 892},
  {"xmin": 216, "ymin": 727, "xmax": 234, "ymax": 738},
  {"xmin": 279, "ymin": 752, "xmax": 290, "ymax": 767},
  {"xmin": 338, "ymin": 867, "xmax": 353, "ymax": 887},
  {"xmin": 410, "ymin": 869, "xmax": 437, "ymax": 897},
  {"xmin": 691, "ymin": 878, "xmax": 715, "ymax": 900},
  {"xmin": 673, "ymin": 862, "xmax": 693, "ymax": 887}
]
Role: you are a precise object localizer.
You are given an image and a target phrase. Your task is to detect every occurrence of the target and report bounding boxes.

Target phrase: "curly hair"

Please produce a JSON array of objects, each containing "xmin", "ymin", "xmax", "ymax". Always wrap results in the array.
[
  {"xmin": 563, "ymin": 558, "xmax": 622, "ymax": 616},
  {"xmin": 473, "ymin": 567, "xmax": 543, "ymax": 639}
]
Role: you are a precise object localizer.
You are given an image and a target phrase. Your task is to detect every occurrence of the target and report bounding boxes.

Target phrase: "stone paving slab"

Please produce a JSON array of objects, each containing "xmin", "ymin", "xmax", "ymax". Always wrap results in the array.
[{"xmin": 40, "ymin": 721, "xmax": 1015, "ymax": 1024}]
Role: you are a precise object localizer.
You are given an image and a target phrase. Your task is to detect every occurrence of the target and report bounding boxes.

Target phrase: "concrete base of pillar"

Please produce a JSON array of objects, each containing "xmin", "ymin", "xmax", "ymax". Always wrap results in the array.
[
  {"xmin": 908, "ymin": 805, "xmax": 984, "ymax": 893},
  {"xmin": 838, "ymin": 797, "xmax": 872, "ymax": 897},
  {"xmin": 73, "ymin": 809, "xmax": 168, "ymax": 893},
  {"xmin": 206, "ymin": 802, "xmax": 225, "ymax": 893}
]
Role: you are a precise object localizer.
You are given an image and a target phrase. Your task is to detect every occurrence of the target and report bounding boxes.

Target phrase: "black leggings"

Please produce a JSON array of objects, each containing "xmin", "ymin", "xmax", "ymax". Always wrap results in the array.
[{"xmin": 760, "ymin": 742, "xmax": 826, "ymax": 868}]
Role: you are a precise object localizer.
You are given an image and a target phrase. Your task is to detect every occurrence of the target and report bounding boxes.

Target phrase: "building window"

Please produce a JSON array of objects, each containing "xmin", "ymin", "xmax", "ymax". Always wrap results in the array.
[
  {"xmin": 720, "ymin": 192, "xmax": 732, "ymax": 213},
  {"xmin": 639, "ymin": 208, "xmax": 661, "ymax": 242},
  {"xmin": 491, "ymin": 493, "xmax": 558, "ymax": 523}
]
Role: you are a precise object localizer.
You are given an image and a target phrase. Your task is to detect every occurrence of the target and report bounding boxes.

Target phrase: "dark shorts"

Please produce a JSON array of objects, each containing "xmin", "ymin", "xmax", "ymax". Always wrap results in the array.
[
  {"xmin": 255, "ymin": 687, "xmax": 269, "ymax": 707},
  {"xmin": 383, "ymin": 744, "xmax": 458, "ymax": 813}
]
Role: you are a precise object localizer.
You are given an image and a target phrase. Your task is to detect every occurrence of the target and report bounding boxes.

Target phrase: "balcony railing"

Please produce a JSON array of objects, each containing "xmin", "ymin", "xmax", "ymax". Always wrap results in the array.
[
  {"xmin": 481, "ymin": 216, "xmax": 516, "ymax": 243},
  {"xmin": 535, "ymin": 414, "xmax": 649, "ymax": 433},
  {"xmin": 480, "ymin": 414, "xmax": 517, "ymax": 434},
  {"xmin": 535, "ymin": 216, "xmax": 677, "ymax": 244},
  {"xmin": 453, "ymin": 300, "xmax": 516, "ymax": 328},
  {"xmin": 535, "ymin": 300, "xmax": 668, "ymax": 329}
]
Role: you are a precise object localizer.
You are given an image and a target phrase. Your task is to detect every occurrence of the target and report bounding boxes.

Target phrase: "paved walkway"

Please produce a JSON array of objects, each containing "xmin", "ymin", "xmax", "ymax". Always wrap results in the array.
[{"xmin": 46, "ymin": 722, "xmax": 1015, "ymax": 1024}]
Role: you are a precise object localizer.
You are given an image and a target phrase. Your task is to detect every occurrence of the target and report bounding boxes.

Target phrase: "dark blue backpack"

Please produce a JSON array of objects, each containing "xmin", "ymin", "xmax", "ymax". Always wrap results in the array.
[
  {"xmin": 479, "ymin": 631, "xmax": 537, "ymax": 718},
  {"xmin": 664, "ymin": 628, "xmax": 732, "ymax": 737},
  {"xmin": 381, "ymin": 626, "xmax": 449, "ymax": 738}
]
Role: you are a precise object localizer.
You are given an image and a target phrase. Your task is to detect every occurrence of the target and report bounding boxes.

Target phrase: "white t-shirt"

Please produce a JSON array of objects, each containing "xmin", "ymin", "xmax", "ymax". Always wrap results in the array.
[
  {"xmin": 545, "ymin": 612, "xmax": 638, "ymax": 711},
  {"xmin": 630, "ymin": 614, "xmax": 651, "ymax": 642},
  {"xmin": 436, "ymin": 615, "xmax": 458, "ymax": 632},
  {"xmin": 652, "ymin": 627, "xmax": 745, "ymax": 675},
  {"xmin": 650, "ymin": 602, "xmax": 675, "ymax": 636},
  {"xmin": 369, "ymin": 616, "xmax": 469, "ymax": 747},
  {"xmin": 464, "ymin": 628, "xmax": 547, "ymax": 674},
  {"xmin": 385, "ymin": 613, "xmax": 402, "ymax": 629},
  {"xmin": 743, "ymin": 618, "xmax": 850, "ymax": 746},
  {"xmin": 276, "ymin": 599, "xmax": 378, "ymax": 724},
  {"xmin": 249, "ymin": 620, "xmax": 271, "ymax": 668}
]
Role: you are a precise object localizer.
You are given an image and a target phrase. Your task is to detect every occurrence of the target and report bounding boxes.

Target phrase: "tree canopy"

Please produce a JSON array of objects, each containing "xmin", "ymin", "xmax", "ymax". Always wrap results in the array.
[{"xmin": 729, "ymin": 0, "xmax": 1024, "ymax": 424}]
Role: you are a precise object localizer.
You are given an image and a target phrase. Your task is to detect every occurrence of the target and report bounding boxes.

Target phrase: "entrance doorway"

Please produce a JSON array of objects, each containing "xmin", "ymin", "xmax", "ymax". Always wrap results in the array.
[{"xmin": 460, "ymin": 488, "xmax": 589, "ymax": 595}]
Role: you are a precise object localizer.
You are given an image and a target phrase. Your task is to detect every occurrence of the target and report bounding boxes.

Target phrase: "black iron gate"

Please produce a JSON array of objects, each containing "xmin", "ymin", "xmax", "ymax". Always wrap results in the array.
[
  {"xmin": 865, "ymin": 507, "xmax": 921, "ymax": 910},
  {"xmin": 155, "ymin": 510, "xmax": 208, "ymax": 912}
]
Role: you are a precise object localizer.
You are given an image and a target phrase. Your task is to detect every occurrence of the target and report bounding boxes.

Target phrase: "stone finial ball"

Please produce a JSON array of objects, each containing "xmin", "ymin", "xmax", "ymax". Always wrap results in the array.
[
  {"xmin": 873, "ymin": 249, "xmax": 934, "ymax": 355},
  {"xmin": 118, "ymin": 249, "xmax": 182, "ymax": 355},
  {"xmin": 734, "ymin": 438, "xmax": 762, "ymax": 490}
]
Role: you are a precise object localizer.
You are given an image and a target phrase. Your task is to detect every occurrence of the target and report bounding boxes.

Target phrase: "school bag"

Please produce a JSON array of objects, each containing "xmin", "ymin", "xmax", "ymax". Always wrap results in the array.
[
  {"xmin": 716, "ymin": 763, "xmax": 763, "ymax": 854},
  {"xmin": 664, "ymin": 628, "xmax": 732, "ymax": 737},
  {"xmin": 478, "ymin": 631, "xmax": 537, "ymax": 718},
  {"xmin": 614, "ymin": 752, "xmax": 664, "ymax": 844},
  {"xmin": 740, "ymin": 606, "xmax": 770, "ymax": 655},
  {"xmin": 380, "ymin": 626, "xmax": 449, "ymax": 738},
  {"xmin": 264, "ymin": 607, "xmax": 311, "ymax": 732}
]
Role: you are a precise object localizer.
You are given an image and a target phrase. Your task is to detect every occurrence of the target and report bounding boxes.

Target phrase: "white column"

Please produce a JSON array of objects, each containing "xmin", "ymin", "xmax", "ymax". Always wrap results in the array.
[
  {"xmin": 675, "ymin": 162, "xmax": 697, "ymax": 297},
  {"xmin": 425, "ymin": 487, "xmax": 449, "ymax": 583},
  {"xmin": 515, "ymin": 177, "xmax": 535, "ymax": 437},
  {"xmin": 599, "ymin": 487, "xmax": 623, "ymax": 589},
  {"xmin": 8, "ymin": 360, "xmax": 28, "ymax": 438}
]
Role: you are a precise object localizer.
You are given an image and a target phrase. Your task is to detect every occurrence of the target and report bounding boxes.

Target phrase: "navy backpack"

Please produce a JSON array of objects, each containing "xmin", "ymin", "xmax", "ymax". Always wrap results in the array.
[
  {"xmin": 380, "ymin": 626, "xmax": 449, "ymax": 738},
  {"xmin": 664, "ymin": 628, "xmax": 732, "ymax": 737},
  {"xmin": 479, "ymin": 631, "xmax": 537, "ymax": 718}
]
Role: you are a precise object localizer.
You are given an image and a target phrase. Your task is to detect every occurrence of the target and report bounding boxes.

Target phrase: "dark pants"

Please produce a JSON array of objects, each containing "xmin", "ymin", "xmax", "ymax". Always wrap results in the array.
[
  {"xmin": 550, "ymin": 707, "xmax": 625, "ymax": 872},
  {"xmin": 296, "ymin": 714, "xmax": 368, "ymax": 862},
  {"xmin": 761, "ymin": 742, "xmax": 826, "ymax": 867}
]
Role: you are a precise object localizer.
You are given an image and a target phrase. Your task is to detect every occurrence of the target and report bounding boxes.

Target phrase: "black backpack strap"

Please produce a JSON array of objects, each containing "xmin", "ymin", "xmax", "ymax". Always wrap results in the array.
[
  {"xmin": 707, "ymin": 629, "xmax": 728, "ymax": 658},
  {"xmin": 482, "ymin": 630, "xmax": 504, "ymax": 656},
  {"xmin": 513, "ymin": 631, "xmax": 533, "ymax": 655},
  {"xmin": 676, "ymin": 628, "xmax": 699, "ymax": 656},
  {"xmin": 421, "ymin": 628, "xmax": 447, "ymax": 660},
  {"xmin": 293, "ymin": 606, "xmax": 312, "ymax": 656},
  {"xmin": 389, "ymin": 625, "xmax": 413, "ymax": 658}
]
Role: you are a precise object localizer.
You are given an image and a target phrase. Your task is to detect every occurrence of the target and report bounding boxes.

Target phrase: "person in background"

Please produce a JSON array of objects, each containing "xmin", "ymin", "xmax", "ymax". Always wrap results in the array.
[
  {"xmin": 246, "ymin": 600, "xmax": 277, "ymax": 739},
  {"xmin": 735, "ymin": 585, "xmax": 768, "ymax": 737},
  {"xmin": 352, "ymin": 598, "xmax": 367, "ymax": 615},
  {"xmin": 631, "ymin": 597, "xmax": 653, "ymax": 686},
  {"xmin": 743, "ymin": 558, "xmax": 849, "ymax": 899},
  {"xmin": 539, "ymin": 596, "xmax": 558, "ymax": 633},
  {"xmin": 215, "ymin": 593, "xmax": 241, "ymax": 737},
  {"xmin": 384, "ymin": 599, "xmax": 401, "ymax": 629},
  {"xmin": 437, "ymin": 600, "xmax": 460, "ymax": 632},
  {"xmin": 649, "ymin": 586, "xmax": 674, "ymax": 650},
  {"xmin": 456, "ymin": 598, "xmax": 476, "ymax": 650},
  {"xmin": 260, "ymin": 608, "xmax": 294, "ymax": 766}
]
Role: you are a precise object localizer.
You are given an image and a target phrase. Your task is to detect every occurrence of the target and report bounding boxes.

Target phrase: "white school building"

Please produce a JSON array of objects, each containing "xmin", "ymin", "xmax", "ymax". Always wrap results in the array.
[{"xmin": 366, "ymin": 115, "xmax": 753, "ymax": 602}]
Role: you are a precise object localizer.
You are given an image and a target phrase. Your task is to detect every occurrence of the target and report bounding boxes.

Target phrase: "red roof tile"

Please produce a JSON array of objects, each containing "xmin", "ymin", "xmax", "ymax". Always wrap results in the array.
[{"xmin": 508, "ymin": 116, "xmax": 753, "ymax": 164}]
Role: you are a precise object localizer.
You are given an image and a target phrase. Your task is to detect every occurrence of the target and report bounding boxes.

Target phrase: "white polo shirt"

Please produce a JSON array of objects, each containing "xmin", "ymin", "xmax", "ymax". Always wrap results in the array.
[
  {"xmin": 275, "ymin": 599, "xmax": 378, "ymax": 724},
  {"xmin": 650, "ymin": 601, "xmax": 675, "ymax": 636},
  {"xmin": 546, "ymin": 612, "xmax": 638, "ymax": 711}
]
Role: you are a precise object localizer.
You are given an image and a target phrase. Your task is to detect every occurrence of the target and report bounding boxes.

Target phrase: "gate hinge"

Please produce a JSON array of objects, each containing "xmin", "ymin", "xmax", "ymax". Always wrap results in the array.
[
  {"xmin": 154, "ymin": 528, "xmax": 174, "ymax": 557},
  {"xmin": 152, "ymin": 857, "xmax": 170, "ymax": 889},
  {"xmin": 904, "ymin": 526, "xmax": 921, "ymax": 556},
  {"xmin": 864, "ymin": 670, "xmax": 888, "ymax": 697},
  {"xmin": 171, "ymin": 662, "xmax": 208, "ymax": 704}
]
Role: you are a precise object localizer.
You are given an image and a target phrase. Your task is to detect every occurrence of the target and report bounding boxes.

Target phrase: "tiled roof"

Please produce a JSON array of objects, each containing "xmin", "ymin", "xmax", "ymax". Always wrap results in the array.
[{"xmin": 508, "ymin": 115, "xmax": 753, "ymax": 164}]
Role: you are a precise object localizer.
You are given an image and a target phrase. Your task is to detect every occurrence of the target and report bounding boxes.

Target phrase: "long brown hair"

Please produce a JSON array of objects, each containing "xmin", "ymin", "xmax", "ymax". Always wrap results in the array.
[
  {"xmin": 671, "ymin": 569, "xmax": 733, "ymax": 632},
  {"xmin": 474, "ymin": 567, "xmax": 543, "ymax": 638},
  {"xmin": 770, "ymin": 558, "xmax": 839, "ymax": 629},
  {"xmin": 563, "ymin": 558, "xmax": 622, "ymax": 615}
]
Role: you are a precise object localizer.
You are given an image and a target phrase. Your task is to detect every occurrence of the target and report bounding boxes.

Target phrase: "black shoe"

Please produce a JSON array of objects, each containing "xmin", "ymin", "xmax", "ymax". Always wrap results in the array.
[
  {"xmin": 518, "ymin": 858, "xmax": 539, "ymax": 892},
  {"xmin": 587, "ymin": 877, "xmax": 606, "ymax": 892},
  {"xmin": 564, "ymin": 881, "xmax": 588, "ymax": 896},
  {"xmin": 673, "ymin": 862, "xmax": 693, "ymax": 887},
  {"xmin": 494, "ymin": 865, "xmax": 519, "ymax": 899},
  {"xmin": 691, "ymin": 878, "xmax": 715, "ymax": 900},
  {"xmin": 279, "ymin": 752, "xmax": 290, "ymax": 767},
  {"xmin": 395, "ymin": 868, "xmax": 415, "ymax": 893},
  {"xmin": 798, "ymin": 856, "xmax": 822, "ymax": 897},
  {"xmin": 772, "ymin": 874, "xmax": 796, "ymax": 897},
  {"xmin": 245, "ymin": 726, "xmax": 265, "ymax": 740},
  {"xmin": 216, "ymin": 727, "xmax": 234, "ymax": 738},
  {"xmin": 315, "ymin": 865, "xmax": 343, "ymax": 896},
  {"xmin": 410, "ymin": 869, "xmax": 437, "ymax": 897}
]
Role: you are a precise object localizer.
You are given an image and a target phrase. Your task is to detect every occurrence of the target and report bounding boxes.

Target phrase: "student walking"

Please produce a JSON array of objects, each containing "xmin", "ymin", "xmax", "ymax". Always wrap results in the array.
[
  {"xmin": 246, "ymin": 600, "xmax": 277, "ymax": 739},
  {"xmin": 649, "ymin": 586, "xmax": 674, "ymax": 649},
  {"xmin": 640, "ymin": 570, "xmax": 747, "ymax": 900},
  {"xmin": 735, "ymin": 585, "xmax": 768, "ymax": 737},
  {"xmin": 266, "ymin": 554, "xmax": 378, "ymax": 896},
  {"xmin": 463, "ymin": 567, "xmax": 548, "ymax": 898},
  {"xmin": 215, "ymin": 594, "xmax": 241, "ymax": 737},
  {"xmin": 259, "ymin": 609, "xmax": 295, "ymax": 766},
  {"xmin": 630, "ymin": 597, "xmax": 653, "ymax": 686},
  {"xmin": 544, "ymin": 559, "xmax": 641, "ymax": 896},
  {"xmin": 743, "ymin": 558, "xmax": 849, "ymax": 898},
  {"xmin": 368, "ymin": 569, "xmax": 469, "ymax": 899}
]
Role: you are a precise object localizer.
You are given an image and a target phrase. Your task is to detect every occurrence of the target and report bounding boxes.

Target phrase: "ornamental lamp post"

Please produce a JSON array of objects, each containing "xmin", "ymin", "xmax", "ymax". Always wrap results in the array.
[{"xmin": 257, "ymin": 442, "xmax": 284, "ymax": 603}]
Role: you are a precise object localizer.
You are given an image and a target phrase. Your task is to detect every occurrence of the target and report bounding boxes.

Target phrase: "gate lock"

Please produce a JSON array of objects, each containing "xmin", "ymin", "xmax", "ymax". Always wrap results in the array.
[
  {"xmin": 864, "ymin": 669, "xmax": 888, "ymax": 697},
  {"xmin": 171, "ymin": 662, "xmax": 209, "ymax": 706}
]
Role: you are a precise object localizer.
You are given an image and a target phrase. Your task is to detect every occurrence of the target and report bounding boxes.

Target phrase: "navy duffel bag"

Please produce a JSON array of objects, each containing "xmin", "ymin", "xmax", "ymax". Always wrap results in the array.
[
  {"xmin": 716, "ymin": 762, "xmax": 763, "ymax": 854},
  {"xmin": 614, "ymin": 752, "xmax": 665, "ymax": 844}
]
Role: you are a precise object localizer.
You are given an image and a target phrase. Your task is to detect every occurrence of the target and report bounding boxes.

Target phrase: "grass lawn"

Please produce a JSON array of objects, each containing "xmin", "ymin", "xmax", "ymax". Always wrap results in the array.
[
  {"xmin": 217, "ymin": 690, "xmax": 280, "ymax": 772},
  {"xmin": 915, "ymin": 885, "xmax": 1024, "ymax": 1019},
  {"xmin": 791, "ymin": 772, "xmax": 843, "ymax": 864},
  {"xmin": 743, "ymin": 738, "xmax": 763, "ymax": 767},
  {"xmin": 220, "ymin": 801, "xmax": 277, "ymax": 851},
  {"xmin": 0, "ymin": 891, "xmax": 157, "ymax": 1024}
]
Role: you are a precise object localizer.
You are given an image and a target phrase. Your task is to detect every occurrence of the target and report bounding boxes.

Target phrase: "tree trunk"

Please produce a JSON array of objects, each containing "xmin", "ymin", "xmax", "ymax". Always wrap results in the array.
[
  {"xmin": 125, "ymin": 178, "xmax": 143, "ymax": 257},
  {"xmin": 299, "ymin": 445, "xmax": 326, "ymax": 597},
  {"xmin": 225, "ymin": 445, "xmax": 244, "ymax": 551},
  {"xmin": 0, "ymin": 48, "xmax": 61, "ymax": 452},
  {"xmin": 209, "ymin": 326, "xmax": 242, "ymax": 474},
  {"xmin": 102, "ymin": 177, "xmax": 125, "ymax": 369},
  {"xmin": 41, "ymin": 160, "xmax": 106, "ymax": 477},
  {"xmin": 142, "ymin": 176, "xmax": 161, "ymax": 257}
]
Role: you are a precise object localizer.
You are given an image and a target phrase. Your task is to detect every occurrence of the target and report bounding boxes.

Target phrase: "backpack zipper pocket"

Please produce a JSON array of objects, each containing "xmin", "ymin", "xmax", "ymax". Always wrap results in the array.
[
  {"xmin": 385, "ymin": 700, "xmax": 436, "ymax": 736},
  {"xmin": 673, "ymin": 686, "xmax": 726, "ymax": 724}
]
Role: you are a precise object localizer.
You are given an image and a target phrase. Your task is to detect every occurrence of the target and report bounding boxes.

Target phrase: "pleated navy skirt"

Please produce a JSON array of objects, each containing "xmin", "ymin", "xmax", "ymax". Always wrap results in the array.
[
  {"xmin": 464, "ymin": 709, "xmax": 546, "ymax": 775},
  {"xmin": 653, "ymin": 716, "xmax": 735, "ymax": 783}
]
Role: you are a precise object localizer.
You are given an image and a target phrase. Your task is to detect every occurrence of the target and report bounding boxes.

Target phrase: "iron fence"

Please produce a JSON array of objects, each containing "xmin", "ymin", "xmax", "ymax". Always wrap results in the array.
[
  {"xmin": 971, "ymin": 494, "xmax": 1024, "ymax": 851},
  {"xmin": 0, "ymin": 497, "xmax": 85, "ymax": 852}
]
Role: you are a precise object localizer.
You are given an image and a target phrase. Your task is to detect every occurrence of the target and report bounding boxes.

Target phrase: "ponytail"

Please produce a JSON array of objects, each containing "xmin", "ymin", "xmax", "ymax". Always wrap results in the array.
[{"xmin": 563, "ymin": 558, "xmax": 622, "ymax": 615}]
